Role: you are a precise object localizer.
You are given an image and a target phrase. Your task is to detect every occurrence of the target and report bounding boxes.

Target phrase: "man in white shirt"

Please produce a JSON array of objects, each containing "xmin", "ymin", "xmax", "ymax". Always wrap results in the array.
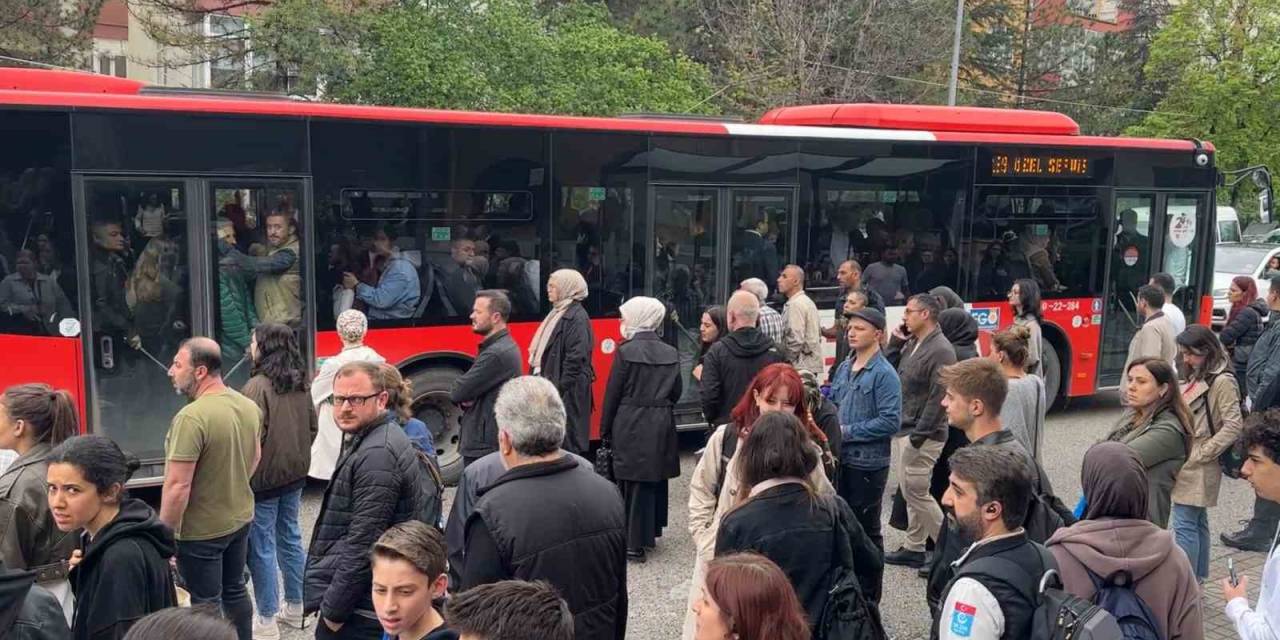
[
  {"xmin": 1150, "ymin": 272, "xmax": 1187, "ymax": 334},
  {"xmin": 935, "ymin": 445, "xmax": 1053, "ymax": 640},
  {"xmin": 1222, "ymin": 410, "xmax": 1280, "ymax": 639}
]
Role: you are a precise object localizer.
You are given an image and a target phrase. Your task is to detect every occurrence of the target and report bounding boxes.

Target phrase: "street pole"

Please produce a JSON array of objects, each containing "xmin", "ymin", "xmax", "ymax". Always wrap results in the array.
[{"xmin": 947, "ymin": 0, "xmax": 965, "ymax": 106}]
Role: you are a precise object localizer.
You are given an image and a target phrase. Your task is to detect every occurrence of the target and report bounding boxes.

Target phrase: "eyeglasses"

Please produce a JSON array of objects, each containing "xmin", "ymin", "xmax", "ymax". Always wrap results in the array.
[
  {"xmin": 331, "ymin": 392, "xmax": 382, "ymax": 408},
  {"xmin": 903, "ymin": 307, "xmax": 923, "ymax": 315}
]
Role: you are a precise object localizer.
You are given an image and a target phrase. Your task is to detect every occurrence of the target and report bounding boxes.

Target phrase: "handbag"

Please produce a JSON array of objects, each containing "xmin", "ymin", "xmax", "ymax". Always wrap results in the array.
[
  {"xmin": 1203, "ymin": 373, "xmax": 1246, "ymax": 478},
  {"xmin": 594, "ymin": 440, "xmax": 614, "ymax": 480}
]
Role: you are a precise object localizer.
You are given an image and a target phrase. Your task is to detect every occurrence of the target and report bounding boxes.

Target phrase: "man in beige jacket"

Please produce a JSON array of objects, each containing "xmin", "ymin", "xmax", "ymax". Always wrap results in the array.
[
  {"xmin": 777, "ymin": 264, "xmax": 823, "ymax": 376},
  {"xmin": 1122, "ymin": 284, "xmax": 1178, "ymax": 391}
]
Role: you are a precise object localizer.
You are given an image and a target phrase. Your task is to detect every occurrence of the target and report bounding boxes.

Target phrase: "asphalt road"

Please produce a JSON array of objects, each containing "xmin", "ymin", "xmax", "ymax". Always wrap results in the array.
[{"xmin": 274, "ymin": 389, "xmax": 1258, "ymax": 640}]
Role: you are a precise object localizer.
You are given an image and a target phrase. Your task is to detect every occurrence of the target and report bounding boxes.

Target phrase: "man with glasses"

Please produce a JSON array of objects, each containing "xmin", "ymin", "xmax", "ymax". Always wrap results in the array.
[
  {"xmin": 885, "ymin": 293, "xmax": 956, "ymax": 568},
  {"xmin": 304, "ymin": 361, "xmax": 435, "ymax": 639}
]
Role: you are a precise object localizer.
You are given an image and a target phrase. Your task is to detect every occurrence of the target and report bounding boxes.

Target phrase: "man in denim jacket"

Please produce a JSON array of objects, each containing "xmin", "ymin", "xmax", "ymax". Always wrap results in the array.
[{"xmin": 830, "ymin": 307, "xmax": 901, "ymax": 552}]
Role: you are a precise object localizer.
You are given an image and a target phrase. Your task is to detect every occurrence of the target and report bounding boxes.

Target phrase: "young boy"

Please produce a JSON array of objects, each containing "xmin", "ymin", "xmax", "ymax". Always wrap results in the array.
[{"xmin": 371, "ymin": 522, "xmax": 457, "ymax": 640}]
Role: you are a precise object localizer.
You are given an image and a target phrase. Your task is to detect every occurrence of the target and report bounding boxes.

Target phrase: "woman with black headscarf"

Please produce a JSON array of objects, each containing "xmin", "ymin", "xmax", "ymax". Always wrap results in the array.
[{"xmin": 1046, "ymin": 442, "xmax": 1202, "ymax": 639}]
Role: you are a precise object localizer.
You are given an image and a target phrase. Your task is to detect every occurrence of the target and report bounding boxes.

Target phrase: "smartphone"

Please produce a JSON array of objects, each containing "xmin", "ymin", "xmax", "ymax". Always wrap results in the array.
[{"xmin": 1229, "ymin": 557, "xmax": 1239, "ymax": 587}]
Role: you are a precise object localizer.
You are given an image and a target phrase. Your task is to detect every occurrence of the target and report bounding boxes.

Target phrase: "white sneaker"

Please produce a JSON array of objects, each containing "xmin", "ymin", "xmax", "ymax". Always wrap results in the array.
[
  {"xmin": 252, "ymin": 615, "xmax": 281, "ymax": 640},
  {"xmin": 279, "ymin": 602, "xmax": 307, "ymax": 629}
]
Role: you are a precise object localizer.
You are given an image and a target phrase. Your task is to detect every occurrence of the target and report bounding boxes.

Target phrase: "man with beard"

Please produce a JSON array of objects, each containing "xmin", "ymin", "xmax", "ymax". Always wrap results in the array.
[
  {"xmin": 219, "ymin": 210, "xmax": 302, "ymax": 326},
  {"xmin": 925, "ymin": 359, "xmax": 1071, "ymax": 615},
  {"xmin": 935, "ymin": 445, "xmax": 1056, "ymax": 640},
  {"xmin": 305, "ymin": 361, "xmax": 434, "ymax": 639},
  {"xmin": 451, "ymin": 290, "xmax": 522, "ymax": 466},
  {"xmin": 161, "ymin": 337, "xmax": 263, "ymax": 640}
]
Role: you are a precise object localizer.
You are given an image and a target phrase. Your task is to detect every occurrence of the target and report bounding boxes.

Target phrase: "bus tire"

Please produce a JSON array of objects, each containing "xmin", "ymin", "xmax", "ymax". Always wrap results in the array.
[
  {"xmin": 408, "ymin": 366, "xmax": 464, "ymax": 487},
  {"xmin": 1042, "ymin": 339, "xmax": 1063, "ymax": 412}
]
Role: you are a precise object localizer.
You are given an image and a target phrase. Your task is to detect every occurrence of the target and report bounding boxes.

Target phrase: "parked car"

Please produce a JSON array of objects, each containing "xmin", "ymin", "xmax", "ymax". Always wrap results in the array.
[{"xmin": 1212, "ymin": 243, "xmax": 1280, "ymax": 328}]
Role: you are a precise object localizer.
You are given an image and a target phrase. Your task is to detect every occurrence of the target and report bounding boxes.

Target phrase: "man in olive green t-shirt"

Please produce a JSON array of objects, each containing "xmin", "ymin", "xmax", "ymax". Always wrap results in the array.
[{"xmin": 160, "ymin": 337, "xmax": 262, "ymax": 640}]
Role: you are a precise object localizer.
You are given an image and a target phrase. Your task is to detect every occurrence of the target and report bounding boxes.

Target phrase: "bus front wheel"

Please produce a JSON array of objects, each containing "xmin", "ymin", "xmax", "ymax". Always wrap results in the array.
[{"xmin": 409, "ymin": 367, "xmax": 464, "ymax": 486}]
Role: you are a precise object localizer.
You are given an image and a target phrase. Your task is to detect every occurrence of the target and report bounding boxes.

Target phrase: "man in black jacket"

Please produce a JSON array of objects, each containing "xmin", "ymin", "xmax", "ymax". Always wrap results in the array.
[
  {"xmin": 461, "ymin": 376, "xmax": 627, "ymax": 640},
  {"xmin": 452, "ymin": 290, "xmax": 523, "ymax": 466},
  {"xmin": 885, "ymin": 293, "xmax": 956, "ymax": 568},
  {"xmin": 305, "ymin": 361, "xmax": 434, "ymax": 639},
  {"xmin": 700, "ymin": 290, "xmax": 786, "ymax": 426}
]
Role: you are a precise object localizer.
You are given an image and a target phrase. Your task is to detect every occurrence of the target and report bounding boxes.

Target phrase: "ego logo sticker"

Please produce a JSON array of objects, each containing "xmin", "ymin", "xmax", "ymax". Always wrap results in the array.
[{"xmin": 950, "ymin": 601, "xmax": 976, "ymax": 637}]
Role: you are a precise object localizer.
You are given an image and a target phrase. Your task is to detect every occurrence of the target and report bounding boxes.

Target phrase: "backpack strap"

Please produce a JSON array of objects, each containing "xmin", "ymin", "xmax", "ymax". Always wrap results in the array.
[
  {"xmin": 952, "ymin": 544, "xmax": 1054, "ymax": 609},
  {"xmin": 713, "ymin": 425, "xmax": 738, "ymax": 499}
]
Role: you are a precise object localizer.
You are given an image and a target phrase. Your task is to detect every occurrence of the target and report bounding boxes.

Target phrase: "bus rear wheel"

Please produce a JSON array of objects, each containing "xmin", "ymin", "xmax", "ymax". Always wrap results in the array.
[
  {"xmin": 1042, "ymin": 339, "xmax": 1063, "ymax": 411},
  {"xmin": 409, "ymin": 367, "xmax": 464, "ymax": 486}
]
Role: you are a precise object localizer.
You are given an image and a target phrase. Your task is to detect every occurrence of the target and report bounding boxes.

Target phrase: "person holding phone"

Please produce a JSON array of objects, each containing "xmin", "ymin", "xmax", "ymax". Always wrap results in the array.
[{"xmin": 1223, "ymin": 409, "xmax": 1280, "ymax": 639}]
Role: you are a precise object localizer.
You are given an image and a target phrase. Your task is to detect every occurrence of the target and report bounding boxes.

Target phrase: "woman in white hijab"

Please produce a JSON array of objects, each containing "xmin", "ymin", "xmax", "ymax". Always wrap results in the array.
[
  {"xmin": 308, "ymin": 309, "xmax": 385, "ymax": 480},
  {"xmin": 528, "ymin": 269, "xmax": 595, "ymax": 454},
  {"xmin": 601, "ymin": 297, "xmax": 683, "ymax": 562}
]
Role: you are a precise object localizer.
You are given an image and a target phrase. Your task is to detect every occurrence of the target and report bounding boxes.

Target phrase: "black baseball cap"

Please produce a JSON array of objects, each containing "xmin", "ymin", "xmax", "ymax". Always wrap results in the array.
[{"xmin": 846, "ymin": 308, "xmax": 886, "ymax": 331}]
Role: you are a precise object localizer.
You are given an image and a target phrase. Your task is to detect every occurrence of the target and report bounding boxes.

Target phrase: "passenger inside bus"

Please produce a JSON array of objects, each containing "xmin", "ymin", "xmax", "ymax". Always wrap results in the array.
[
  {"xmin": 215, "ymin": 218, "xmax": 257, "ymax": 365},
  {"xmin": 444, "ymin": 238, "xmax": 481, "ymax": 315},
  {"xmin": 342, "ymin": 225, "xmax": 420, "ymax": 320},
  {"xmin": 0, "ymin": 249, "xmax": 74, "ymax": 336},
  {"xmin": 88, "ymin": 219, "xmax": 133, "ymax": 342},
  {"xmin": 126, "ymin": 236, "xmax": 186, "ymax": 362},
  {"xmin": 218, "ymin": 208, "xmax": 302, "ymax": 328},
  {"xmin": 134, "ymin": 192, "xmax": 167, "ymax": 240}
]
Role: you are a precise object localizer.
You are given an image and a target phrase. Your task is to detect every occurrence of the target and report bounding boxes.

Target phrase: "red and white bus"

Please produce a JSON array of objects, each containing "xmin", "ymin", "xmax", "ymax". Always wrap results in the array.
[{"xmin": 0, "ymin": 68, "xmax": 1217, "ymax": 484}]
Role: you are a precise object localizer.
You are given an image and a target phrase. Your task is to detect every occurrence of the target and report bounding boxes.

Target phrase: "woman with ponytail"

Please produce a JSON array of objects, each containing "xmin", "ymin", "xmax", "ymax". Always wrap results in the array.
[
  {"xmin": 47, "ymin": 435, "xmax": 176, "ymax": 640},
  {"xmin": 0, "ymin": 383, "xmax": 80, "ymax": 617}
]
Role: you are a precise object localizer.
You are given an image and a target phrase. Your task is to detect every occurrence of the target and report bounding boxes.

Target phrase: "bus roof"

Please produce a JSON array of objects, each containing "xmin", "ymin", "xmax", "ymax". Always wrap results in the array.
[{"xmin": 0, "ymin": 67, "xmax": 1210, "ymax": 152}]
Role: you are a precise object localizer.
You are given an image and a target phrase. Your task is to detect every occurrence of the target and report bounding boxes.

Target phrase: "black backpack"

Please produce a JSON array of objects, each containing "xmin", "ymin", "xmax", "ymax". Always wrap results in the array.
[
  {"xmin": 816, "ymin": 506, "xmax": 887, "ymax": 640},
  {"xmin": 950, "ymin": 548, "xmax": 1124, "ymax": 640},
  {"xmin": 1086, "ymin": 570, "xmax": 1161, "ymax": 640}
]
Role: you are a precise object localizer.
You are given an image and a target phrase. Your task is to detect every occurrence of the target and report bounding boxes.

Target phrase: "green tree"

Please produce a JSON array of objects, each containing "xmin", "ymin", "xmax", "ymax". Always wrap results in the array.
[
  {"xmin": 325, "ymin": 1, "xmax": 713, "ymax": 115},
  {"xmin": 1128, "ymin": 0, "xmax": 1280, "ymax": 215},
  {"xmin": 0, "ymin": 0, "xmax": 107, "ymax": 68}
]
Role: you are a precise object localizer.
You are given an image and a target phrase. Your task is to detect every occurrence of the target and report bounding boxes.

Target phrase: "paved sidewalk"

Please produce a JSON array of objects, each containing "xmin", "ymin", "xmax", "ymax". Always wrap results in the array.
[{"xmin": 1204, "ymin": 544, "xmax": 1269, "ymax": 640}]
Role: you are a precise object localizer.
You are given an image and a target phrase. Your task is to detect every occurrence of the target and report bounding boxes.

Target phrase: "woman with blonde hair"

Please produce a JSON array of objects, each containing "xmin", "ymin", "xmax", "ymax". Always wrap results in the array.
[
  {"xmin": 126, "ymin": 236, "xmax": 184, "ymax": 357},
  {"xmin": 989, "ymin": 324, "xmax": 1047, "ymax": 460},
  {"xmin": 528, "ymin": 269, "xmax": 595, "ymax": 454}
]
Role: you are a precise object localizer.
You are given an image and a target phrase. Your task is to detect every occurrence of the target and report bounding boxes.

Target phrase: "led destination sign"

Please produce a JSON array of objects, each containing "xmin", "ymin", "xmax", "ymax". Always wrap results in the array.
[{"xmin": 990, "ymin": 153, "xmax": 1093, "ymax": 178}]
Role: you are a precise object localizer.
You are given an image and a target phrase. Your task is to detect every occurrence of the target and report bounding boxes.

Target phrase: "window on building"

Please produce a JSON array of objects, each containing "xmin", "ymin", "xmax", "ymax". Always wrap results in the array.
[{"xmin": 207, "ymin": 14, "xmax": 247, "ymax": 89}]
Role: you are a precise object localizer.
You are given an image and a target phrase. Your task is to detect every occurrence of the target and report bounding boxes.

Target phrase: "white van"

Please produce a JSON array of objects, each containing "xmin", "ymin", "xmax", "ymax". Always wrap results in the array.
[{"xmin": 1217, "ymin": 206, "xmax": 1242, "ymax": 243}]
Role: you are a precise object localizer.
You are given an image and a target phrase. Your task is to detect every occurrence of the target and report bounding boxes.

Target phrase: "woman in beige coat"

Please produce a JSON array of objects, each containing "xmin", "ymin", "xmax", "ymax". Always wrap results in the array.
[
  {"xmin": 1171, "ymin": 325, "xmax": 1243, "ymax": 582},
  {"xmin": 682, "ymin": 363, "xmax": 833, "ymax": 640}
]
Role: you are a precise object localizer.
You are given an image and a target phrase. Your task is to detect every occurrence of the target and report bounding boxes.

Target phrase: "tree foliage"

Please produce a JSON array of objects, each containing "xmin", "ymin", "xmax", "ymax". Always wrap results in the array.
[
  {"xmin": 1128, "ymin": 0, "xmax": 1280, "ymax": 212},
  {"xmin": 325, "ymin": 1, "xmax": 714, "ymax": 115},
  {"xmin": 0, "ymin": 0, "xmax": 108, "ymax": 68}
]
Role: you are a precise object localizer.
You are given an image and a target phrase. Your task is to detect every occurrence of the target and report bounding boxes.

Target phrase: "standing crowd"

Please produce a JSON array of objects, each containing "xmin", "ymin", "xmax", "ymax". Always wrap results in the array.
[{"xmin": 6, "ymin": 262, "xmax": 1280, "ymax": 640}]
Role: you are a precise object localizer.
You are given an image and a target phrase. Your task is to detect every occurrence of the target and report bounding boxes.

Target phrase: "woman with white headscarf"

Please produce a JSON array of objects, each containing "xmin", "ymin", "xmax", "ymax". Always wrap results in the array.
[
  {"xmin": 601, "ymin": 296, "xmax": 683, "ymax": 562},
  {"xmin": 308, "ymin": 309, "xmax": 386, "ymax": 480},
  {"xmin": 528, "ymin": 268, "xmax": 596, "ymax": 454}
]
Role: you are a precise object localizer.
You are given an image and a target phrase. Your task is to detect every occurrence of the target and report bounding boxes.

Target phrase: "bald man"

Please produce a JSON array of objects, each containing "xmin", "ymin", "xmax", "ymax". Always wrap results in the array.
[
  {"xmin": 699, "ymin": 290, "xmax": 786, "ymax": 426},
  {"xmin": 162, "ymin": 337, "xmax": 262, "ymax": 640},
  {"xmin": 778, "ymin": 264, "xmax": 823, "ymax": 375}
]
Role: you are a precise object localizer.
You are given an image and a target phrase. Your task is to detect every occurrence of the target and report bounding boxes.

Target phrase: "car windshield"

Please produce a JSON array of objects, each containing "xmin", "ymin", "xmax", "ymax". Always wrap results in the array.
[{"xmin": 1216, "ymin": 247, "xmax": 1272, "ymax": 274}]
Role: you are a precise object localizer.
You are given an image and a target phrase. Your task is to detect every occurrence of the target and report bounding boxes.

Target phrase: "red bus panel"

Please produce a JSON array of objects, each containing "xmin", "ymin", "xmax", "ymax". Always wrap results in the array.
[
  {"xmin": 970, "ymin": 297, "xmax": 1102, "ymax": 397},
  {"xmin": 0, "ymin": 335, "xmax": 87, "ymax": 429}
]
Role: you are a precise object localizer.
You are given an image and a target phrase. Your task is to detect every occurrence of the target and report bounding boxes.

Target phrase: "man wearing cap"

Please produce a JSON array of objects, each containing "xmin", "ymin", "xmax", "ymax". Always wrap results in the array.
[{"xmin": 829, "ymin": 307, "xmax": 901, "ymax": 555}]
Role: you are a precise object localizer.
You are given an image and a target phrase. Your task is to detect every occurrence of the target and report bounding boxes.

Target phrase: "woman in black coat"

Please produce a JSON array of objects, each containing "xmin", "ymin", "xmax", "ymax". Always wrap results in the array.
[
  {"xmin": 529, "ymin": 268, "xmax": 596, "ymax": 455},
  {"xmin": 715, "ymin": 412, "xmax": 883, "ymax": 634},
  {"xmin": 1221, "ymin": 276, "xmax": 1267, "ymax": 385},
  {"xmin": 601, "ymin": 296, "xmax": 683, "ymax": 562}
]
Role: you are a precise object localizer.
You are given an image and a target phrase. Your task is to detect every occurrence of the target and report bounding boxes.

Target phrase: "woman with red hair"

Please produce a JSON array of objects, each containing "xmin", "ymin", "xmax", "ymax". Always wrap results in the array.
[
  {"xmin": 681, "ymin": 363, "xmax": 834, "ymax": 639},
  {"xmin": 692, "ymin": 553, "xmax": 810, "ymax": 640},
  {"xmin": 1220, "ymin": 275, "xmax": 1266, "ymax": 385}
]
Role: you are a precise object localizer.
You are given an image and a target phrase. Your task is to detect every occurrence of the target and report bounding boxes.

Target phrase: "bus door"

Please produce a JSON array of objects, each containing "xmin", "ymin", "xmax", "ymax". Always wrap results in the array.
[
  {"xmin": 205, "ymin": 179, "xmax": 313, "ymax": 390},
  {"xmin": 75, "ymin": 176, "xmax": 202, "ymax": 477},
  {"xmin": 649, "ymin": 185, "xmax": 795, "ymax": 429},
  {"xmin": 1099, "ymin": 191, "xmax": 1210, "ymax": 386}
]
